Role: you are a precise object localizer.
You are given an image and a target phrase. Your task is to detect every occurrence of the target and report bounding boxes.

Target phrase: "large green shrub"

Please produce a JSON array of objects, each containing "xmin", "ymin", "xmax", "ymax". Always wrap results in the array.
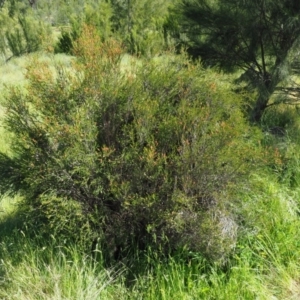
[{"xmin": 0, "ymin": 26, "xmax": 261, "ymax": 261}]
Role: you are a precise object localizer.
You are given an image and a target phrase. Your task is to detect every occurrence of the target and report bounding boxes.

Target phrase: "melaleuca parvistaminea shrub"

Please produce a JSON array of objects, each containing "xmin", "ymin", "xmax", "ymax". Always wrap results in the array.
[{"xmin": 0, "ymin": 26, "xmax": 263, "ymax": 261}]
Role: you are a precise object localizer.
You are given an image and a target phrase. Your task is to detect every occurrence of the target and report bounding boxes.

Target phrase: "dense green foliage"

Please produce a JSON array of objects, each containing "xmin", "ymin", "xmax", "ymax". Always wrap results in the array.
[
  {"xmin": 0, "ymin": 26, "xmax": 264, "ymax": 261},
  {"xmin": 0, "ymin": 0, "xmax": 173, "ymax": 56},
  {"xmin": 174, "ymin": 0, "xmax": 300, "ymax": 122},
  {"xmin": 0, "ymin": 1, "xmax": 50, "ymax": 59},
  {"xmin": 1, "ymin": 1, "xmax": 300, "ymax": 298}
]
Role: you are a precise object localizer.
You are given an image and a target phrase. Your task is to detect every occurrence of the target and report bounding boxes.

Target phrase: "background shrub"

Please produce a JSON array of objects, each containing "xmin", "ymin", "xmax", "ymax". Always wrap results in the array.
[{"xmin": 2, "ymin": 14, "xmax": 50, "ymax": 58}]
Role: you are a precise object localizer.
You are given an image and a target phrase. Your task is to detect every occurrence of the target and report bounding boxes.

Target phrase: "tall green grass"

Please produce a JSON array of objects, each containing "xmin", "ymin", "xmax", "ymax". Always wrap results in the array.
[{"xmin": 0, "ymin": 236, "xmax": 126, "ymax": 299}]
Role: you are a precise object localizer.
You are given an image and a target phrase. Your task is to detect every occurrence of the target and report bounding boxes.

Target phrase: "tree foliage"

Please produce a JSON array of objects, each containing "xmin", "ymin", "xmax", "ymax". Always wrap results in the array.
[{"xmin": 175, "ymin": 0, "xmax": 300, "ymax": 122}]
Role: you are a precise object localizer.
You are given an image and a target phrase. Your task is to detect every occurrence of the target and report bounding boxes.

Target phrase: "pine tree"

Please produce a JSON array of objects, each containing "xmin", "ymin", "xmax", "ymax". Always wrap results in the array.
[{"xmin": 175, "ymin": 0, "xmax": 300, "ymax": 122}]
